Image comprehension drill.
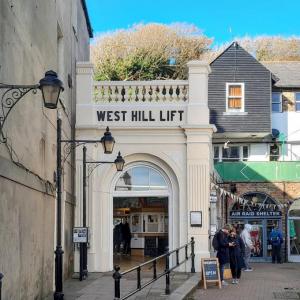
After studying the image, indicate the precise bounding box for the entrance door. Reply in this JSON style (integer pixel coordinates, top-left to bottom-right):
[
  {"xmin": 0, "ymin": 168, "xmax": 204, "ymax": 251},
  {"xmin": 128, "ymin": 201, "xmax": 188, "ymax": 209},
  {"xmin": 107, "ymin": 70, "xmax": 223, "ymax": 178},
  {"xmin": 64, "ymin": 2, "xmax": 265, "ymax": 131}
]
[
  {"xmin": 288, "ymin": 218, "xmax": 300, "ymax": 262},
  {"xmin": 113, "ymin": 196, "xmax": 168, "ymax": 270},
  {"xmin": 248, "ymin": 220, "xmax": 264, "ymax": 259},
  {"xmin": 231, "ymin": 219, "xmax": 282, "ymax": 261}
]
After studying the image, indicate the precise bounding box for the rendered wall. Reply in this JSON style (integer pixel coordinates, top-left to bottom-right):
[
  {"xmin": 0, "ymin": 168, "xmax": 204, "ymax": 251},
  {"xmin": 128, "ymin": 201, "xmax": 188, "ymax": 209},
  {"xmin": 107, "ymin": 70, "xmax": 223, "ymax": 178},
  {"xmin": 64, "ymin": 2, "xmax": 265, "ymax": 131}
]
[{"xmin": 0, "ymin": 1, "xmax": 90, "ymax": 299}]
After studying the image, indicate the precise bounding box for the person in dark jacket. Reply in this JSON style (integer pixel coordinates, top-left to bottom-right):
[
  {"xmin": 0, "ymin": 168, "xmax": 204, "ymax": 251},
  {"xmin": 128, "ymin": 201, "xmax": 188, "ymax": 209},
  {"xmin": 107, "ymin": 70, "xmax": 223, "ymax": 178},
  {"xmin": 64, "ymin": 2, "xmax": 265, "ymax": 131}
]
[
  {"xmin": 216, "ymin": 224, "xmax": 234, "ymax": 286},
  {"xmin": 228, "ymin": 228, "xmax": 245, "ymax": 284},
  {"xmin": 122, "ymin": 220, "xmax": 131, "ymax": 255},
  {"xmin": 113, "ymin": 222, "xmax": 123, "ymax": 254}
]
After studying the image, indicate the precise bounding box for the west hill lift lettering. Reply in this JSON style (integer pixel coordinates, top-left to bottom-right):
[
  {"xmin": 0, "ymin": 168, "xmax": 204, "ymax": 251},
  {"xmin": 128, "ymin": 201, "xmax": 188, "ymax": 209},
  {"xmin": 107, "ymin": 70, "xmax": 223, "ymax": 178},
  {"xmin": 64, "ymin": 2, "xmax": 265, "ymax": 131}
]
[{"xmin": 97, "ymin": 110, "xmax": 184, "ymax": 122}]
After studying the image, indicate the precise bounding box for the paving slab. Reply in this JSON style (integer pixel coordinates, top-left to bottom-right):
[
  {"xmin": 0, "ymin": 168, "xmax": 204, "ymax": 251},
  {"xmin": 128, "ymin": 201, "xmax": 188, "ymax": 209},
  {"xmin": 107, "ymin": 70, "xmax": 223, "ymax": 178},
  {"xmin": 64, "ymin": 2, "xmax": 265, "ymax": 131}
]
[
  {"xmin": 63, "ymin": 271, "xmax": 195, "ymax": 300},
  {"xmin": 188, "ymin": 263, "xmax": 300, "ymax": 300}
]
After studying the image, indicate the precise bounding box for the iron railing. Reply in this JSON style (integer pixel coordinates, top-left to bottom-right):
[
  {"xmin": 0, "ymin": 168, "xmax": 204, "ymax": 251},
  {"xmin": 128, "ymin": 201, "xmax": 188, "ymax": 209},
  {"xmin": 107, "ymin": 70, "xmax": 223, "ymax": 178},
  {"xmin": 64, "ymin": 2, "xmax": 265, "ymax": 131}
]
[{"xmin": 113, "ymin": 237, "xmax": 195, "ymax": 300}]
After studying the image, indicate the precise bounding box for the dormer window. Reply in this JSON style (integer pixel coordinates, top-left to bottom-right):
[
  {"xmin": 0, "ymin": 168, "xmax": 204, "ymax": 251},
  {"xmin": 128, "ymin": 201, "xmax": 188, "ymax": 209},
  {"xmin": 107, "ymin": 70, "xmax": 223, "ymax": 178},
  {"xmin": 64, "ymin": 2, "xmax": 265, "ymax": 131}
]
[{"xmin": 226, "ymin": 83, "xmax": 244, "ymax": 112}]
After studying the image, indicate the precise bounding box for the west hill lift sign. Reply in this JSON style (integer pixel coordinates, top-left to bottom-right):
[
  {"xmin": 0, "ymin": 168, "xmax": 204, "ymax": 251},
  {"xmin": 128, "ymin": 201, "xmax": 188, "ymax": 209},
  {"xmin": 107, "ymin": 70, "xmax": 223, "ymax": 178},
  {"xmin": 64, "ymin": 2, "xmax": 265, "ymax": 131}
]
[{"xmin": 96, "ymin": 109, "xmax": 185, "ymax": 124}]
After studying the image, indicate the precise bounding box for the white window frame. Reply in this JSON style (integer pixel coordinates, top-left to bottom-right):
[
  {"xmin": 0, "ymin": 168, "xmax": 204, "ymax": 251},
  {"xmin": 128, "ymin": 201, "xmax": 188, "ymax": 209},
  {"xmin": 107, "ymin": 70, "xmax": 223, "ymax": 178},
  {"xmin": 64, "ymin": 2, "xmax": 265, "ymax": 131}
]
[
  {"xmin": 295, "ymin": 92, "xmax": 300, "ymax": 112},
  {"xmin": 214, "ymin": 144, "xmax": 249, "ymax": 162},
  {"xmin": 226, "ymin": 83, "xmax": 245, "ymax": 113},
  {"xmin": 272, "ymin": 92, "xmax": 282, "ymax": 113}
]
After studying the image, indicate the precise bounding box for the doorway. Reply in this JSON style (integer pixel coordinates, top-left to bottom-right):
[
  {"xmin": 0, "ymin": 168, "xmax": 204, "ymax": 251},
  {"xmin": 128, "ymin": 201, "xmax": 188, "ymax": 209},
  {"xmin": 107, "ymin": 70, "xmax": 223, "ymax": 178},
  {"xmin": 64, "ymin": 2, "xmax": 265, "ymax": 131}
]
[
  {"xmin": 230, "ymin": 192, "xmax": 282, "ymax": 262},
  {"xmin": 112, "ymin": 165, "xmax": 170, "ymax": 271},
  {"xmin": 288, "ymin": 199, "xmax": 300, "ymax": 262},
  {"xmin": 231, "ymin": 219, "xmax": 282, "ymax": 261}
]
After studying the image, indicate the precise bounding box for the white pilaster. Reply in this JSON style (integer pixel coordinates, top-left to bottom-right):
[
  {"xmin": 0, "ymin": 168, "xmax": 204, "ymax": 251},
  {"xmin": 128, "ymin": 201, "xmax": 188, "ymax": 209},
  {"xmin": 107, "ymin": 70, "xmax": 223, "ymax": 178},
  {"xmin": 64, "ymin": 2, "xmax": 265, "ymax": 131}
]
[
  {"xmin": 185, "ymin": 61, "xmax": 216, "ymax": 271},
  {"xmin": 187, "ymin": 60, "xmax": 211, "ymax": 125}
]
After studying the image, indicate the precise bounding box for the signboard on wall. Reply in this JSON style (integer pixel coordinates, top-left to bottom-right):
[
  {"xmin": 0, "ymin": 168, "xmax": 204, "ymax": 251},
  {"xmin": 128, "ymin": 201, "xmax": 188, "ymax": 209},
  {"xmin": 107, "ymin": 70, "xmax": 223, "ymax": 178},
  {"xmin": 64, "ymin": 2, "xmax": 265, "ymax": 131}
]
[
  {"xmin": 73, "ymin": 227, "xmax": 89, "ymax": 243},
  {"xmin": 230, "ymin": 211, "xmax": 282, "ymax": 217}
]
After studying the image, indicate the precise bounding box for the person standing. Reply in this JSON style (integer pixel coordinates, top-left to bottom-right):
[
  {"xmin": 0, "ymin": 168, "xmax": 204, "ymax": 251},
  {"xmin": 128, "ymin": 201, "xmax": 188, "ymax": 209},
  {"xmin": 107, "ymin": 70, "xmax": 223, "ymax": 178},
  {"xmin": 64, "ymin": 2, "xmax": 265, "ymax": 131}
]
[
  {"xmin": 240, "ymin": 224, "xmax": 253, "ymax": 271},
  {"xmin": 269, "ymin": 226, "xmax": 283, "ymax": 263},
  {"xmin": 228, "ymin": 228, "xmax": 245, "ymax": 284},
  {"xmin": 114, "ymin": 221, "xmax": 123, "ymax": 255},
  {"xmin": 216, "ymin": 224, "xmax": 234, "ymax": 286},
  {"xmin": 122, "ymin": 219, "xmax": 132, "ymax": 255}
]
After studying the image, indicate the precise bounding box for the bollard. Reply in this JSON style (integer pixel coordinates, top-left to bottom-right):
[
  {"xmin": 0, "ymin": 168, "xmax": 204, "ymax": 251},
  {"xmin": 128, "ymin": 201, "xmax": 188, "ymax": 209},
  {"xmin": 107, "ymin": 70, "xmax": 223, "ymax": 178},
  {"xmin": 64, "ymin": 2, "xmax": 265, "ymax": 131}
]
[
  {"xmin": 137, "ymin": 266, "xmax": 141, "ymax": 290},
  {"xmin": 113, "ymin": 265, "xmax": 121, "ymax": 300},
  {"xmin": 191, "ymin": 237, "xmax": 195, "ymax": 273},
  {"xmin": 0, "ymin": 273, "xmax": 3, "ymax": 300},
  {"xmin": 165, "ymin": 247, "xmax": 170, "ymax": 295},
  {"xmin": 153, "ymin": 260, "xmax": 157, "ymax": 280}
]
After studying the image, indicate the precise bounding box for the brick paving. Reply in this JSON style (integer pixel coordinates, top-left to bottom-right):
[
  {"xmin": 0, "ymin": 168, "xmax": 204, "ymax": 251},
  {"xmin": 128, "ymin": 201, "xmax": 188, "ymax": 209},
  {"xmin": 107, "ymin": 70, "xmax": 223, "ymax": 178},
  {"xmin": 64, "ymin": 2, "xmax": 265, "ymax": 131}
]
[{"xmin": 189, "ymin": 263, "xmax": 300, "ymax": 300}]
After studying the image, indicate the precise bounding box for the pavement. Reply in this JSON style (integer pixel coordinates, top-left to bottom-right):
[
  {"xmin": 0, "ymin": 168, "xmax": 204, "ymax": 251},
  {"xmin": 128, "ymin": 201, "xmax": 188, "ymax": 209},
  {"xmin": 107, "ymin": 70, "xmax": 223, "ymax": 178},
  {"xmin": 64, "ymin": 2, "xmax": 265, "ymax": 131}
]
[
  {"xmin": 189, "ymin": 263, "xmax": 300, "ymax": 300},
  {"xmin": 63, "ymin": 270, "xmax": 196, "ymax": 300},
  {"xmin": 61, "ymin": 262, "xmax": 300, "ymax": 300}
]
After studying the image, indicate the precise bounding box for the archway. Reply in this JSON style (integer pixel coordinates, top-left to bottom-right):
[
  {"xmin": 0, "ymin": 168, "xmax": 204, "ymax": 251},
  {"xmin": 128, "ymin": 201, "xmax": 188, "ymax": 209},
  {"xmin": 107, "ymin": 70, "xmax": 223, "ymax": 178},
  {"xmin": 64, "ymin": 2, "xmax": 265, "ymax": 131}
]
[
  {"xmin": 230, "ymin": 192, "xmax": 282, "ymax": 261},
  {"xmin": 112, "ymin": 163, "xmax": 171, "ymax": 270}
]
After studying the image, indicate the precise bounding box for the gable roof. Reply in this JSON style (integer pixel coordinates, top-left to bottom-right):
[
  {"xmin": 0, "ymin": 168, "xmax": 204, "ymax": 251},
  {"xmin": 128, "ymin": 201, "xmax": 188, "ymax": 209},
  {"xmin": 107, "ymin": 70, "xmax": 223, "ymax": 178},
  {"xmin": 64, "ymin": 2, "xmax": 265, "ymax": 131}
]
[
  {"xmin": 262, "ymin": 62, "xmax": 300, "ymax": 88},
  {"xmin": 209, "ymin": 42, "xmax": 278, "ymax": 83}
]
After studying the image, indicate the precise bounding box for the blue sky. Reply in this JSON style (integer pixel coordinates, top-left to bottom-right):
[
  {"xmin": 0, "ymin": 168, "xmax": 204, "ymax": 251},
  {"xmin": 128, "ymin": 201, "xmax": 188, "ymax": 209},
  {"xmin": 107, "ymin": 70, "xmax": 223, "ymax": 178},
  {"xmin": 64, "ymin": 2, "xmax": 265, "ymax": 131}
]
[{"xmin": 86, "ymin": 0, "xmax": 300, "ymax": 44}]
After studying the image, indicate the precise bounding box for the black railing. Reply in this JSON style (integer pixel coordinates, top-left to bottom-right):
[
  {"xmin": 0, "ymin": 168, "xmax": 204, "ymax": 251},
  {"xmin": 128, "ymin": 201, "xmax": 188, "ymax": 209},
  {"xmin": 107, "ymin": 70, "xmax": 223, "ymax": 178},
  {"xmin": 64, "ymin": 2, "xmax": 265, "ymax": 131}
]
[
  {"xmin": 0, "ymin": 273, "xmax": 3, "ymax": 300},
  {"xmin": 113, "ymin": 237, "xmax": 195, "ymax": 300}
]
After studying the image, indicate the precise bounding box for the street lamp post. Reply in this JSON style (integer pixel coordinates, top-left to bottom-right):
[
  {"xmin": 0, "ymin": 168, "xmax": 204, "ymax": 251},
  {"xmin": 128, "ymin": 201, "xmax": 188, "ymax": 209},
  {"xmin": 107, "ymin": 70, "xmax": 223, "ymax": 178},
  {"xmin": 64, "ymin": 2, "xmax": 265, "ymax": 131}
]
[
  {"xmin": 0, "ymin": 71, "xmax": 65, "ymax": 299},
  {"xmin": 79, "ymin": 146, "xmax": 125, "ymax": 281},
  {"xmin": 0, "ymin": 70, "xmax": 63, "ymax": 142}
]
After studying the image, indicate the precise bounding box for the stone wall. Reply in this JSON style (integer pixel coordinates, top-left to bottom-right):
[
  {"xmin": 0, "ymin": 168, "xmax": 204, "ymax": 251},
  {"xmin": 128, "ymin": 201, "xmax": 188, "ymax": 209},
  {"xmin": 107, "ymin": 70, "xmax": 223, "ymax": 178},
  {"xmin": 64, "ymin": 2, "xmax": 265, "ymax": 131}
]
[{"xmin": 0, "ymin": 0, "xmax": 90, "ymax": 299}]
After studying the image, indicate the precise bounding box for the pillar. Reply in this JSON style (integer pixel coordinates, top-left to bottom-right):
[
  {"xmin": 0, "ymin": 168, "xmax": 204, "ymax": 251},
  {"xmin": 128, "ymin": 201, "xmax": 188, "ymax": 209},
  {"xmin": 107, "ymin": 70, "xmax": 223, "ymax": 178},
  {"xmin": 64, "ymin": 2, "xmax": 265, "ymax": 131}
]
[{"xmin": 185, "ymin": 61, "xmax": 216, "ymax": 271}]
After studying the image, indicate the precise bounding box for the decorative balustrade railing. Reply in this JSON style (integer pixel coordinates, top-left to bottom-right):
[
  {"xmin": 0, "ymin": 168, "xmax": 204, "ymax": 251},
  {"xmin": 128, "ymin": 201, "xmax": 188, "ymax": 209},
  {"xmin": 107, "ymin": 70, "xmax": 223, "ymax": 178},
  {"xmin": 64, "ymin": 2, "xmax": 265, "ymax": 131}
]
[{"xmin": 93, "ymin": 80, "xmax": 189, "ymax": 103}]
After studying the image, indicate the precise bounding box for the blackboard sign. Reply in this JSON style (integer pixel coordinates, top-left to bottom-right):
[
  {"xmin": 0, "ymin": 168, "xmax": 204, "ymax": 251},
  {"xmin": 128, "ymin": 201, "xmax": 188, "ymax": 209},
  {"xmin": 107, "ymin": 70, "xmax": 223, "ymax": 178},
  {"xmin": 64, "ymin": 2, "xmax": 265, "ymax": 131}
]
[{"xmin": 201, "ymin": 258, "xmax": 221, "ymax": 289}]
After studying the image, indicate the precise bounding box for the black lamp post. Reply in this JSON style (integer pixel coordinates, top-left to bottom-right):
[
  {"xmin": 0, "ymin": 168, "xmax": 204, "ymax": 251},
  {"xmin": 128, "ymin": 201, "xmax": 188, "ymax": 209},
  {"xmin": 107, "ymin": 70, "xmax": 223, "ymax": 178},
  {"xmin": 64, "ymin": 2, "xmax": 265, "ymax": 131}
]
[
  {"xmin": 79, "ymin": 146, "xmax": 125, "ymax": 281},
  {"xmin": 55, "ymin": 125, "xmax": 118, "ymax": 297},
  {"xmin": 0, "ymin": 71, "xmax": 65, "ymax": 299}
]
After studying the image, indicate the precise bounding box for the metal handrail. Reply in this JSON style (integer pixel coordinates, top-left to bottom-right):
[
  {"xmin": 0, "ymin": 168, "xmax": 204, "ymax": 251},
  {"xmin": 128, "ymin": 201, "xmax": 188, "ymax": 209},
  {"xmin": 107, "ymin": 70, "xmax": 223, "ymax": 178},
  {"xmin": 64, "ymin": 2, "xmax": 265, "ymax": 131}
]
[{"xmin": 112, "ymin": 237, "xmax": 195, "ymax": 300}]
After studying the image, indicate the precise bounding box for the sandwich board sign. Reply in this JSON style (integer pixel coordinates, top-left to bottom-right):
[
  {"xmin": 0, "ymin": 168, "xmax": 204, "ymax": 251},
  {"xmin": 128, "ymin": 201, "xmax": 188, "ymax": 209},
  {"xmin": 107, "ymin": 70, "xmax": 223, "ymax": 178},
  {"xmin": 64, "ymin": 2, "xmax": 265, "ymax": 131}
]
[{"xmin": 201, "ymin": 258, "xmax": 221, "ymax": 289}]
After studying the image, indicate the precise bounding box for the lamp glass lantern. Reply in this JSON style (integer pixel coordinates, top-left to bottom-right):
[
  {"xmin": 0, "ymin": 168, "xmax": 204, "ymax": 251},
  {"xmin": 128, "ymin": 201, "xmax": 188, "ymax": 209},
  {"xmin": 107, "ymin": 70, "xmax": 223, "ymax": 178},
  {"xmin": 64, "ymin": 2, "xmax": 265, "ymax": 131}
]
[
  {"xmin": 39, "ymin": 70, "xmax": 64, "ymax": 109},
  {"xmin": 115, "ymin": 151, "xmax": 125, "ymax": 171},
  {"xmin": 101, "ymin": 127, "xmax": 115, "ymax": 154}
]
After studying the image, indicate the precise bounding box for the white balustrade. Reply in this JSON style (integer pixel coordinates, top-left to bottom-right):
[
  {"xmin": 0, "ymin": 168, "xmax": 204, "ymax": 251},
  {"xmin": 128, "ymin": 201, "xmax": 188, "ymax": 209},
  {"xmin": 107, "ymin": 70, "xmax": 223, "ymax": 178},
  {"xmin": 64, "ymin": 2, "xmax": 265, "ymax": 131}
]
[{"xmin": 93, "ymin": 80, "xmax": 189, "ymax": 103}]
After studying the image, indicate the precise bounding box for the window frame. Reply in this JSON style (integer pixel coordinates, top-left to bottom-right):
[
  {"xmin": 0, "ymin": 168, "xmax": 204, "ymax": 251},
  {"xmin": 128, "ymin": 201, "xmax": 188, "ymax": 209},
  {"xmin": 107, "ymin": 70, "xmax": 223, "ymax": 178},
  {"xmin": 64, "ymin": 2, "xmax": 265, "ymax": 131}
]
[
  {"xmin": 272, "ymin": 92, "xmax": 282, "ymax": 113},
  {"xmin": 295, "ymin": 92, "xmax": 300, "ymax": 112},
  {"xmin": 226, "ymin": 83, "xmax": 245, "ymax": 113},
  {"xmin": 214, "ymin": 144, "xmax": 249, "ymax": 162}
]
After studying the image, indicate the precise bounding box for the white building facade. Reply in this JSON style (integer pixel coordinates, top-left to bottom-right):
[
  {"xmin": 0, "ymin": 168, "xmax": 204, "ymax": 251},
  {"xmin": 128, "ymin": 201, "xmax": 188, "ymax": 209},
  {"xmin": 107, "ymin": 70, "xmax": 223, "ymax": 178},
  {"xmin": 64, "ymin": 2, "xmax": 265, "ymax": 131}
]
[{"xmin": 74, "ymin": 61, "xmax": 216, "ymax": 272}]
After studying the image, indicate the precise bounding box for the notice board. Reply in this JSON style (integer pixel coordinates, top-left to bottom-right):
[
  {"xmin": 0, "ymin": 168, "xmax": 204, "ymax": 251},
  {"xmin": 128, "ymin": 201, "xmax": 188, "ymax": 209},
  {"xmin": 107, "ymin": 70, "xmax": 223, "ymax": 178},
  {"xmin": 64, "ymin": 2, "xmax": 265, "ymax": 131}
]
[{"xmin": 201, "ymin": 258, "xmax": 221, "ymax": 289}]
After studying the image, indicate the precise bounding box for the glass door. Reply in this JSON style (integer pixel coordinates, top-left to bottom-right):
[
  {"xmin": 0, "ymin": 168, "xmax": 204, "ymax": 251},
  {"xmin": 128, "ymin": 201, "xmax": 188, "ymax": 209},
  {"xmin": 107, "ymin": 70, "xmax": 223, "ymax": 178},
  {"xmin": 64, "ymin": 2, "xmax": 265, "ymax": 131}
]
[
  {"xmin": 248, "ymin": 220, "xmax": 264, "ymax": 259},
  {"xmin": 289, "ymin": 218, "xmax": 300, "ymax": 262}
]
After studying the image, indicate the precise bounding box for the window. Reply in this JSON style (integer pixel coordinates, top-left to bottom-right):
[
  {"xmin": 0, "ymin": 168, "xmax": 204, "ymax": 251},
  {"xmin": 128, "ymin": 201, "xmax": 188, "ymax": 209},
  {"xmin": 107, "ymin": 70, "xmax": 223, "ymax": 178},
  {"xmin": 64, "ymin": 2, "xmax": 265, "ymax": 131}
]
[
  {"xmin": 214, "ymin": 146, "xmax": 220, "ymax": 162},
  {"xmin": 222, "ymin": 146, "xmax": 240, "ymax": 161},
  {"xmin": 242, "ymin": 146, "xmax": 249, "ymax": 161},
  {"xmin": 115, "ymin": 166, "xmax": 168, "ymax": 191},
  {"xmin": 226, "ymin": 83, "xmax": 244, "ymax": 112},
  {"xmin": 214, "ymin": 145, "xmax": 249, "ymax": 162},
  {"xmin": 270, "ymin": 144, "xmax": 280, "ymax": 161},
  {"xmin": 272, "ymin": 92, "xmax": 282, "ymax": 112},
  {"xmin": 296, "ymin": 92, "xmax": 300, "ymax": 112}
]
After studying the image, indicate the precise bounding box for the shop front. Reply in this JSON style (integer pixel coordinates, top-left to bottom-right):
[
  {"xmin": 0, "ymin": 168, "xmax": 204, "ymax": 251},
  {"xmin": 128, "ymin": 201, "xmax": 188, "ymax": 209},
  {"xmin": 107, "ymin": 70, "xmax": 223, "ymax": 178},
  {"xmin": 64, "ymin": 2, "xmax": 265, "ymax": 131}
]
[
  {"xmin": 74, "ymin": 61, "xmax": 216, "ymax": 272},
  {"xmin": 230, "ymin": 192, "xmax": 282, "ymax": 262}
]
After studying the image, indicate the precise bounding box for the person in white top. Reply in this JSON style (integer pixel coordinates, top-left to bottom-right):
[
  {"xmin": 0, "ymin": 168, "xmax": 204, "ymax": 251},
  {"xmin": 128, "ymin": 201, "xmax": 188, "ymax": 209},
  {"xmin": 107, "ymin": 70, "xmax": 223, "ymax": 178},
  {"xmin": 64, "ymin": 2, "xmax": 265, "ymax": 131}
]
[{"xmin": 240, "ymin": 224, "xmax": 254, "ymax": 271}]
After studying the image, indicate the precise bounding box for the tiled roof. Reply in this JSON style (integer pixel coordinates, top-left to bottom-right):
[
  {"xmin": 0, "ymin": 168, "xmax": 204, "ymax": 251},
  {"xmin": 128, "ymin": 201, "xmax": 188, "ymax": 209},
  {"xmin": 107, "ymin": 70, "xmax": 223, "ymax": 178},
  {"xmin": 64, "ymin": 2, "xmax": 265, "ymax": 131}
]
[{"xmin": 262, "ymin": 61, "xmax": 300, "ymax": 88}]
